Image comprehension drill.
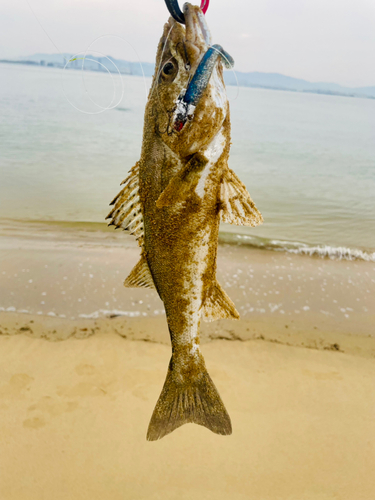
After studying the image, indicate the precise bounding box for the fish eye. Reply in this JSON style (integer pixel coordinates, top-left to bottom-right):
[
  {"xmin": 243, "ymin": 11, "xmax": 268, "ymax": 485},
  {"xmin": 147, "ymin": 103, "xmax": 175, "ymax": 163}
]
[{"xmin": 162, "ymin": 62, "xmax": 175, "ymax": 76}]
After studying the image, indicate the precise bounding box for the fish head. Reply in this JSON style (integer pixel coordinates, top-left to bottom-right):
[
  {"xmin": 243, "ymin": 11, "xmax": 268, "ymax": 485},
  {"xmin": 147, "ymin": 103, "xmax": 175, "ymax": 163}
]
[{"xmin": 149, "ymin": 3, "xmax": 231, "ymax": 158}]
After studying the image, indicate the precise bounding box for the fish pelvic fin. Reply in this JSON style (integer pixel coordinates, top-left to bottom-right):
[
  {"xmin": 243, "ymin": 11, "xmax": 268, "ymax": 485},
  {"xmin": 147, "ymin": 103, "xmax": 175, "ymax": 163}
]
[
  {"xmin": 147, "ymin": 354, "xmax": 232, "ymax": 441},
  {"xmin": 203, "ymin": 280, "xmax": 240, "ymax": 322},
  {"xmin": 124, "ymin": 254, "xmax": 155, "ymax": 289},
  {"xmin": 220, "ymin": 168, "xmax": 263, "ymax": 227}
]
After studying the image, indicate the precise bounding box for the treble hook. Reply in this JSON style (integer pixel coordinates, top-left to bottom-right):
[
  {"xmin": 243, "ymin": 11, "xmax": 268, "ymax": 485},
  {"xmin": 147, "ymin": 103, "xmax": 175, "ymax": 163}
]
[{"xmin": 164, "ymin": 0, "xmax": 210, "ymax": 24}]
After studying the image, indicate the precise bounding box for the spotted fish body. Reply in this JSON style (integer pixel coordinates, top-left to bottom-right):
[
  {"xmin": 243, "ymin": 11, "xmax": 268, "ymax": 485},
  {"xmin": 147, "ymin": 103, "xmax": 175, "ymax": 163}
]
[{"xmin": 107, "ymin": 4, "xmax": 262, "ymax": 440}]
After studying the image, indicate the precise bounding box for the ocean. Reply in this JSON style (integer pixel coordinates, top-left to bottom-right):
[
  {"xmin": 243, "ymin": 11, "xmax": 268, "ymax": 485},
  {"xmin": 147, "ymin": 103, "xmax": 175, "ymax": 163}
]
[{"xmin": 1, "ymin": 62, "xmax": 374, "ymax": 260}]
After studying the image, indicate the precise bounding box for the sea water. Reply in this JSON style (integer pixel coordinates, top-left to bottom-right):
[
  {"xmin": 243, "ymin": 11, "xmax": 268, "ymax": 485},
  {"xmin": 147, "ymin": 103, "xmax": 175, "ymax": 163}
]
[{"xmin": 1, "ymin": 63, "xmax": 374, "ymax": 259}]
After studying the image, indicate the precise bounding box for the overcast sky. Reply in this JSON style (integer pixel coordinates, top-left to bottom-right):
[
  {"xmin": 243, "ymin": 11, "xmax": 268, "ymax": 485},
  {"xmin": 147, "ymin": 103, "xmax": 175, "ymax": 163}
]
[{"xmin": 0, "ymin": 0, "xmax": 374, "ymax": 87}]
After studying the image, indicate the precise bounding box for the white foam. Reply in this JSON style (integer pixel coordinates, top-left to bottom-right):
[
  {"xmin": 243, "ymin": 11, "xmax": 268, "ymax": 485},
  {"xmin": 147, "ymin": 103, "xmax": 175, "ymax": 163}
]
[
  {"xmin": 286, "ymin": 244, "xmax": 375, "ymax": 262},
  {"xmin": 0, "ymin": 307, "xmax": 164, "ymax": 320},
  {"xmin": 230, "ymin": 233, "xmax": 375, "ymax": 262}
]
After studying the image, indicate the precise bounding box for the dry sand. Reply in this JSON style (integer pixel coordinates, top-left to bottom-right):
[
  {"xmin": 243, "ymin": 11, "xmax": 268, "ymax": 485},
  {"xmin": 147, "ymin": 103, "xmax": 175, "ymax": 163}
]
[{"xmin": 1, "ymin": 314, "xmax": 375, "ymax": 500}]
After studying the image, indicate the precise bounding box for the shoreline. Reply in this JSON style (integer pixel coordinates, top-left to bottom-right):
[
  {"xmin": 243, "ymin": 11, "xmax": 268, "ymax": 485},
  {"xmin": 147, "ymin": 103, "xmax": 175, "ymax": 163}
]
[
  {"xmin": 1, "ymin": 219, "xmax": 374, "ymax": 337},
  {"xmin": 2, "ymin": 218, "xmax": 374, "ymax": 261}
]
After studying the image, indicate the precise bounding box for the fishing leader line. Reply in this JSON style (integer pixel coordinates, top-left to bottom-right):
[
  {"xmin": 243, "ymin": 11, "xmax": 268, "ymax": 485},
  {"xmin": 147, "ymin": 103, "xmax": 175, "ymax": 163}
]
[{"xmin": 25, "ymin": 0, "xmax": 239, "ymax": 114}]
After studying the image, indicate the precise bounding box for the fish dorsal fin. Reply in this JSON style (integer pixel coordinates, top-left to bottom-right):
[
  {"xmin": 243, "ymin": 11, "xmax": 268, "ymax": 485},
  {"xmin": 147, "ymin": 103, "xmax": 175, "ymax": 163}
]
[
  {"xmin": 124, "ymin": 254, "xmax": 156, "ymax": 289},
  {"xmin": 220, "ymin": 168, "xmax": 263, "ymax": 227},
  {"xmin": 202, "ymin": 281, "xmax": 240, "ymax": 322},
  {"xmin": 106, "ymin": 162, "xmax": 144, "ymax": 247}
]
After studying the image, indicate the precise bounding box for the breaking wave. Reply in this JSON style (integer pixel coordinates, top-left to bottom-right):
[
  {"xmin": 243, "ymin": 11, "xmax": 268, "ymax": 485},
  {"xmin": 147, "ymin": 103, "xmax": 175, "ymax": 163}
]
[{"xmin": 218, "ymin": 232, "xmax": 375, "ymax": 262}]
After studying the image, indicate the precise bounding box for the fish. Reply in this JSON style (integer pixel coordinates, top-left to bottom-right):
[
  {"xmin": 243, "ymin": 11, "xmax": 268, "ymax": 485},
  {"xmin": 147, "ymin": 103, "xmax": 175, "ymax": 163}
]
[{"xmin": 107, "ymin": 2, "xmax": 263, "ymax": 441}]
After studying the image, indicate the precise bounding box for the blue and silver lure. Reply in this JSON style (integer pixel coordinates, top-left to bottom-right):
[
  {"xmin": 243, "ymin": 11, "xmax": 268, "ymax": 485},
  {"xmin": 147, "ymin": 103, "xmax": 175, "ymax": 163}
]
[
  {"xmin": 164, "ymin": 0, "xmax": 234, "ymax": 132},
  {"xmin": 173, "ymin": 44, "xmax": 234, "ymax": 131}
]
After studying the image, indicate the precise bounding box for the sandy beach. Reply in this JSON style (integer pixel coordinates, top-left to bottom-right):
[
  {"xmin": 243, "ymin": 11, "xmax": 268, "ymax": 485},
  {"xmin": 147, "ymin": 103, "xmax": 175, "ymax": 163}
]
[
  {"xmin": 1, "ymin": 323, "xmax": 375, "ymax": 500},
  {"xmin": 1, "ymin": 221, "xmax": 375, "ymax": 499}
]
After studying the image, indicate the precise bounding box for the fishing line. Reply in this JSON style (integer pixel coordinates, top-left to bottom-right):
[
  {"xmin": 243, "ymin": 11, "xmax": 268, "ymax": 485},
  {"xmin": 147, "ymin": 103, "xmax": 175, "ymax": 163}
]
[
  {"xmin": 150, "ymin": 24, "xmax": 175, "ymax": 101},
  {"xmin": 86, "ymin": 35, "xmax": 148, "ymax": 100},
  {"xmin": 155, "ymin": 54, "xmax": 178, "ymax": 119},
  {"xmin": 63, "ymin": 50, "xmax": 123, "ymax": 115},
  {"xmin": 26, "ymin": 0, "xmax": 239, "ymax": 115},
  {"xmin": 65, "ymin": 34, "xmax": 148, "ymax": 115},
  {"xmin": 62, "ymin": 53, "xmax": 119, "ymax": 114},
  {"xmin": 25, "ymin": 0, "xmax": 67, "ymax": 62},
  {"xmin": 63, "ymin": 48, "xmax": 123, "ymax": 115},
  {"xmin": 208, "ymin": 45, "xmax": 240, "ymax": 101},
  {"xmin": 27, "ymin": 0, "xmax": 118, "ymax": 112},
  {"xmin": 25, "ymin": 0, "xmax": 149, "ymax": 114},
  {"xmin": 151, "ymin": 23, "xmax": 187, "ymax": 124}
]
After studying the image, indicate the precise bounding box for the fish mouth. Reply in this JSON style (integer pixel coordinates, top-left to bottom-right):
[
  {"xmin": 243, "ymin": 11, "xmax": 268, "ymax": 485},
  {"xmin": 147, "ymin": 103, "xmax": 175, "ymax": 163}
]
[
  {"xmin": 165, "ymin": 0, "xmax": 234, "ymax": 132},
  {"xmin": 184, "ymin": 2, "xmax": 212, "ymax": 49},
  {"xmin": 171, "ymin": 3, "xmax": 234, "ymax": 132}
]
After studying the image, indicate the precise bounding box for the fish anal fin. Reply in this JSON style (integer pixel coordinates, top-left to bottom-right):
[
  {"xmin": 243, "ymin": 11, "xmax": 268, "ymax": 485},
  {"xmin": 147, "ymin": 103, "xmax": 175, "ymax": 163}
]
[
  {"xmin": 156, "ymin": 153, "xmax": 208, "ymax": 208},
  {"xmin": 203, "ymin": 280, "xmax": 240, "ymax": 322},
  {"xmin": 124, "ymin": 254, "xmax": 155, "ymax": 289},
  {"xmin": 147, "ymin": 355, "xmax": 232, "ymax": 441},
  {"xmin": 220, "ymin": 168, "xmax": 263, "ymax": 227}
]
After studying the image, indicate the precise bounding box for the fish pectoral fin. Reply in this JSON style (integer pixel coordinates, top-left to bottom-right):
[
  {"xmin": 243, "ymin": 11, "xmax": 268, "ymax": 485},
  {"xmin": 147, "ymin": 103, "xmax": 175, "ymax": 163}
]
[
  {"xmin": 106, "ymin": 161, "xmax": 144, "ymax": 247},
  {"xmin": 156, "ymin": 153, "xmax": 208, "ymax": 208},
  {"xmin": 203, "ymin": 280, "xmax": 240, "ymax": 322},
  {"xmin": 124, "ymin": 254, "xmax": 156, "ymax": 289},
  {"xmin": 220, "ymin": 168, "xmax": 263, "ymax": 227}
]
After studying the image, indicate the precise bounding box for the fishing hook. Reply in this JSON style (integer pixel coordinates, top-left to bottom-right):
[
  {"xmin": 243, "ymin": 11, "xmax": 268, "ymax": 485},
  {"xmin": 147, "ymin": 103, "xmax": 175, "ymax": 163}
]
[
  {"xmin": 154, "ymin": 104, "xmax": 176, "ymax": 137},
  {"xmin": 164, "ymin": 0, "xmax": 209, "ymax": 24}
]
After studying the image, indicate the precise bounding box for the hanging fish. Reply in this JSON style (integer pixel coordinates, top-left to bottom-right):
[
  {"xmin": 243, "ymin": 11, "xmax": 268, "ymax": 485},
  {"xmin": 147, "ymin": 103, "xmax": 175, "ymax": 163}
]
[{"xmin": 107, "ymin": 1, "xmax": 263, "ymax": 441}]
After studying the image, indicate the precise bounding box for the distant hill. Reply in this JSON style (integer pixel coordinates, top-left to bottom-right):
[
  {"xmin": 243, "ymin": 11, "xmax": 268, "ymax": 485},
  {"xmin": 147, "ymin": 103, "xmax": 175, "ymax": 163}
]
[
  {"xmin": 10, "ymin": 52, "xmax": 156, "ymax": 77},
  {"xmin": 2, "ymin": 53, "xmax": 374, "ymax": 99},
  {"xmin": 224, "ymin": 71, "xmax": 375, "ymax": 99}
]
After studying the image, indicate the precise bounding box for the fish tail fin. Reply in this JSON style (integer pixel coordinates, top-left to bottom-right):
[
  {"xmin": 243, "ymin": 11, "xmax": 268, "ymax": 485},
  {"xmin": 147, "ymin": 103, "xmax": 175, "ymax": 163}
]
[{"xmin": 147, "ymin": 355, "xmax": 232, "ymax": 441}]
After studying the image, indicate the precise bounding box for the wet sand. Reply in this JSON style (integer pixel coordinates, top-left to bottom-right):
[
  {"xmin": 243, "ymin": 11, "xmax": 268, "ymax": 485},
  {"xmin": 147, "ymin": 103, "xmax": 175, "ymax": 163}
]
[
  {"xmin": 1, "ymin": 220, "xmax": 375, "ymax": 499},
  {"xmin": 1, "ymin": 220, "xmax": 374, "ymax": 335}
]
